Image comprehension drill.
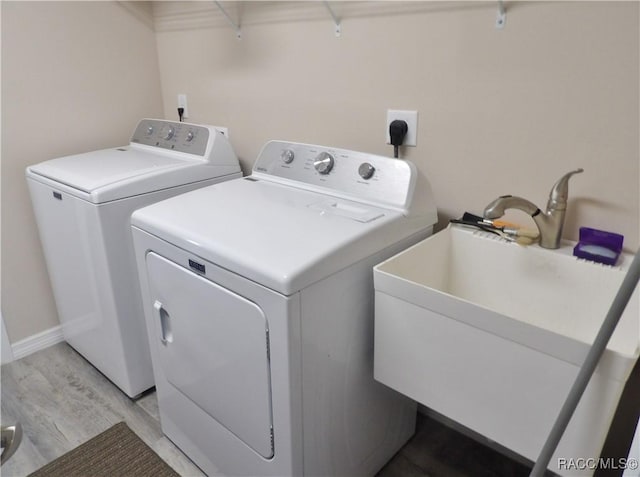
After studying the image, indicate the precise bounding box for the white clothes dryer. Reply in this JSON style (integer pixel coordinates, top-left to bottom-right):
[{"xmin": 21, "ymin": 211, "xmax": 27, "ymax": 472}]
[
  {"xmin": 26, "ymin": 119, "xmax": 241, "ymax": 398},
  {"xmin": 131, "ymin": 141, "xmax": 438, "ymax": 475}
]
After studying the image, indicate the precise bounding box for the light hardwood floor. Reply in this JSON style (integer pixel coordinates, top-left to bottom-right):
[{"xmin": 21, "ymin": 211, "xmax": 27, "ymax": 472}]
[
  {"xmin": 1, "ymin": 343, "xmax": 205, "ymax": 477},
  {"xmin": 1, "ymin": 342, "xmax": 531, "ymax": 477}
]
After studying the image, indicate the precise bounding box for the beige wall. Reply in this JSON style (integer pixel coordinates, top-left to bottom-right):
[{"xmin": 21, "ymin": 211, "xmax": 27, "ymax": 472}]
[
  {"xmin": 1, "ymin": 1, "xmax": 163, "ymax": 342},
  {"xmin": 154, "ymin": 0, "xmax": 639, "ymax": 246}
]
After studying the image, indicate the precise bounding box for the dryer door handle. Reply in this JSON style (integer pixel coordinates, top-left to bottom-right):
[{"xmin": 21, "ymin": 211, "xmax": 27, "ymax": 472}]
[{"xmin": 154, "ymin": 300, "xmax": 172, "ymax": 345}]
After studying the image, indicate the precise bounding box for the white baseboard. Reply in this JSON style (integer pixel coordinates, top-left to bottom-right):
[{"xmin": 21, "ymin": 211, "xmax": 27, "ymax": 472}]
[{"xmin": 11, "ymin": 325, "xmax": 65, "ymax": 361}]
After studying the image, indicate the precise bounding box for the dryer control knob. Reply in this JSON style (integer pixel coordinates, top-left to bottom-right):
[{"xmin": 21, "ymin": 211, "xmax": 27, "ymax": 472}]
[
  {"xmin": 281, "ymin": 149, "xmax": 295, "ymax": 164},
  {"xmin": 163, "ymin": 127, "xmax": 175, "ymax": 140},
  {"xmin": 186, "ymin": 131, "xmax": 195, "ymax": 142},
  {"xmin": 314, "ymin": 152, "xmax": 335, "ymax": 175},
  {"xmin": 358, "ymin": 162, "xmax": 375, "ymax": 180},
  {"xmin": 146, "ymin": 126, "xmax": 154, "ymax": 135}
]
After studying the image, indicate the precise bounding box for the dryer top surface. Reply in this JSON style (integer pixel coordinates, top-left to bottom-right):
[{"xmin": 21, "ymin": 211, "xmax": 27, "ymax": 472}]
[
  {"xmin": 132, "ymin": 177, "xmax": 429, "ymax": 295},
  {"xmin": 132, "ymin": 140, "xmax": 437, "ymax": 294}
]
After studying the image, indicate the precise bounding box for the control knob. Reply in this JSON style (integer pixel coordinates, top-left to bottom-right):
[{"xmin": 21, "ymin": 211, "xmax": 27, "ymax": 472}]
[
  {"xmin": 186, "ymin": 131, "xmax": 194, "ymax": 142},
  {"xmin": 281, "ymin": 149, "xmax": 295, "ymax": 164},
  {"xmin": 314, "ymin": 152, "xmax": 335, "ymax": 175},
  {"xmin": 163, "ymin": 127, "xmax": 175, "ymax": 140},
  {"xmin": 358, "ymin": 162, "xmax": 375, "ymax": 180}
]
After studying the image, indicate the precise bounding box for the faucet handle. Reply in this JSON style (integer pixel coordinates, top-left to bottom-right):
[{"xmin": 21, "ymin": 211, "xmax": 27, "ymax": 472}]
[{"xmin": 548, "ymin": 168, "xmax": 583, "ymax": 210}]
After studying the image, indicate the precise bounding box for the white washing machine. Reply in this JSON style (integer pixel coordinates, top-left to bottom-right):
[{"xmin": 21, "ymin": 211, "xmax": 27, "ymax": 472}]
[
  {"xmin": 26, "ymin": 119, "xmax": 241, "ymax": 398},
  {"xmin": 131, "ymin": 141, "xmax": 438, "ymax": 476}
]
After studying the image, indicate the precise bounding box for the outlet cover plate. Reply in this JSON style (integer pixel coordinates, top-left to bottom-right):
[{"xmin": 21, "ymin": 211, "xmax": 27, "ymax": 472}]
[
  {"xmin": 177, "ymin": 94, "xmax": 189, "ymax": 119},
  {"xmin": 386, "ymin": 110, "xmax": 418, "ymax": 147}
]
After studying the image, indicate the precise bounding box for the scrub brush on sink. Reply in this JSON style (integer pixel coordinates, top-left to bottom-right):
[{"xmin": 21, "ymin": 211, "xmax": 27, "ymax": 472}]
[
  {"xmin": 451, "ymin": 215, "xmax": 539, "ymax": 245},
  {"xmin": 462, "ymin": 212, "xmax": 539, "ymax": 240}
]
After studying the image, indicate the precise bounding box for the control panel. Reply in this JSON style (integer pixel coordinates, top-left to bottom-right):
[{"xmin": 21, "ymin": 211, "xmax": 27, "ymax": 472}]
[
  {"xmin": 130, "ymin": 119, "xmax": 210, "ymax": 157},
  {"xmin": 252, "ymin": 141, "xmax": 416, "ymax": 211}
]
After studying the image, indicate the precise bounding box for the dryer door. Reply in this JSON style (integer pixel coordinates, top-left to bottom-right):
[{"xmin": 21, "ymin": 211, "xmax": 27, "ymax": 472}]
[{"xmin": 146, "ymin": 252, "xmax": 273, "ymax": 458}]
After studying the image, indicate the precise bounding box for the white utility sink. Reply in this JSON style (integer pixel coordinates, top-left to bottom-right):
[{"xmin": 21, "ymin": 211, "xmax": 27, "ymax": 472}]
[{"xmin": 374, "ymin": 224, "xmax": 639, "ymax": 476}]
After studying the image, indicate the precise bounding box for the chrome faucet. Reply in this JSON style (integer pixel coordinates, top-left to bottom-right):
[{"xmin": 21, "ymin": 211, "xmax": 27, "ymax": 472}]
[{"xmin": 483, "ymin": 169, "xmax": 584, "ymax": 249}]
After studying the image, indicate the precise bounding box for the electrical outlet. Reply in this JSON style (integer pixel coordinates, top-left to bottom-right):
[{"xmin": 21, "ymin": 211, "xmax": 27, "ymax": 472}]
[
  {"xmin": 177, "ymin": 94, "xmax": 189, "ymax": 119},
  {"xmin": 212, "ymin": 126, "xmax": 229, "ymax": 138},
  {"xmin": 386, "ymin": 110, "xmax": 418, "ymax": 147}
]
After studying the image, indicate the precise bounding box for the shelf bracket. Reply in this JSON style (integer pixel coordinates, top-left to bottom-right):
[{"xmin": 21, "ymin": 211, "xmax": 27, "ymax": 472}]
[
  {"xmin": 214, "ymin": 1, "xmax": 242, "ymax": 39},
  {"xmin": 323, "ymin": 1, "xmax": 341, "ymax": 37},
  {"xmin": 495, "ymin": 0, "xmax": 506, "ymax": 29}
]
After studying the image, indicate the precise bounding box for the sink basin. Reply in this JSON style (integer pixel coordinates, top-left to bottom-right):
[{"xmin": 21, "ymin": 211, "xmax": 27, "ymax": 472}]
[{"xmin": 373, "ymin": 224, "xmax": 639, "ymax": 475}]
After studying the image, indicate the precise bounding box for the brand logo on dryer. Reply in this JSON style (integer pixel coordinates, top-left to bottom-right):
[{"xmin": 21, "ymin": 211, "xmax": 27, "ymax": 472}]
[{"xmin": 188, "ymin": 259, "xmax": 206, "ymax": 274}]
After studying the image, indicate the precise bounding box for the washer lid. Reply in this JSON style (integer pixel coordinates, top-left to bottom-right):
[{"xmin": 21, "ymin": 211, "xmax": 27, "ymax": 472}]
[
  {"xmin": 25, "ymin": 147, "xmax": 235, "ymax": 203},
  {"xmin": 28, "ymin": 147, "xmax": 189, "ymax": 192}
]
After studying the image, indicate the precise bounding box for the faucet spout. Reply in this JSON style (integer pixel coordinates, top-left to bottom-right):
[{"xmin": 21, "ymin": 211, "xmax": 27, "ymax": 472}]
[
  {"xmin": 482, "ymin": 169, "xmax": 583, "ymax": 249},
  {"xmin": 547, "ymin": 168, "xmax": 584, "ymax": 211}
]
